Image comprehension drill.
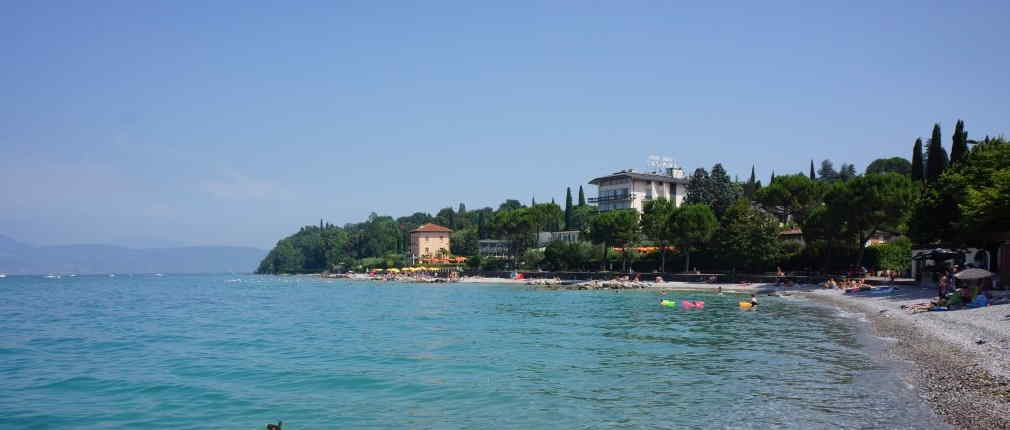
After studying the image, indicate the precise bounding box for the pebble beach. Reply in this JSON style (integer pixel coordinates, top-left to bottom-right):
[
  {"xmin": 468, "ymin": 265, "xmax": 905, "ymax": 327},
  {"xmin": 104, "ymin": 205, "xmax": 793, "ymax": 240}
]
[{"xmin": 801, "ymin": 287, "xmax": 1010, "ymax": 430}]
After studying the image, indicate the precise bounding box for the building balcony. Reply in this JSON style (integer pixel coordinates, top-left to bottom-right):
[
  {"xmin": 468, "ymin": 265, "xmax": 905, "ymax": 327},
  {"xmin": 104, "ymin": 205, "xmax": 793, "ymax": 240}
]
[{"xmin": 588, "ymin": 193, "xmax": 632, "ymax": 203}]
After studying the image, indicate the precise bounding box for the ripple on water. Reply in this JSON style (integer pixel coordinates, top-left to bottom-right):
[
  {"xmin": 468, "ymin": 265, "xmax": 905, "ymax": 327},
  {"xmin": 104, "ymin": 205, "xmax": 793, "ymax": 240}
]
[{"xmin": 0, "ymin": 275, "xmax": 947, "ymax": 429}]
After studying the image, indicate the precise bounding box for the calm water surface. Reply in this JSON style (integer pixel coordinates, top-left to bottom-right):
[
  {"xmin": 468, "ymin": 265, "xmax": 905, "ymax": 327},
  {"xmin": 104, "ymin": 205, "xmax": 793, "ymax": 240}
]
[{"xmin": 0, "ymin": 275, "xmax": 945, "ymax": 429}]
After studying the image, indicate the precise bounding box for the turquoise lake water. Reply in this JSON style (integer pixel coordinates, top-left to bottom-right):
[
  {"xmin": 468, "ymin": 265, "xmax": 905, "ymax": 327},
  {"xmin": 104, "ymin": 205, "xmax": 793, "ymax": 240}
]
[{"xmin": 0, "ymin": 274, "xmax": 945, "ymax": 429}]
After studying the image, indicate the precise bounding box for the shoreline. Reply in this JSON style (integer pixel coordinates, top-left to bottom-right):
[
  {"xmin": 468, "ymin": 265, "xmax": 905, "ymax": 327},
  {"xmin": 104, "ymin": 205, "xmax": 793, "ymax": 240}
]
[{"xmin": 799, "ymin": 288, "xmax": 1010, "ymax": 430}]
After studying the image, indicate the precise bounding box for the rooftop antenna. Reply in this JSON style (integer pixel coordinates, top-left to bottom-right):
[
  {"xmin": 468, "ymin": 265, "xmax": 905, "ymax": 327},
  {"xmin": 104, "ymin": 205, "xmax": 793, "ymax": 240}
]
[{"xmin": 647, "ymin": 155, "xmax": 661, "ymax": 173}]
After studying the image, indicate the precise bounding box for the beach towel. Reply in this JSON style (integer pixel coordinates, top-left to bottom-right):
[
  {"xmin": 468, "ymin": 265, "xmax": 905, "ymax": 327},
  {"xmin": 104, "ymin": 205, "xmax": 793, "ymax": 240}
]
[{"xmin": 966, "ymin": 294, "xmax": 988, "ymax": 308}]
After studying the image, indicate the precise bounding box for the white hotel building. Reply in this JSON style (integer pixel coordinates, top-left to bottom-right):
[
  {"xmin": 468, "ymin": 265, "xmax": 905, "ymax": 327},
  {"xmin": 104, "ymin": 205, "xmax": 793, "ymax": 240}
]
[{"xmin": 588, "ymin": 167, "xmax": 689, "ymax": 213}]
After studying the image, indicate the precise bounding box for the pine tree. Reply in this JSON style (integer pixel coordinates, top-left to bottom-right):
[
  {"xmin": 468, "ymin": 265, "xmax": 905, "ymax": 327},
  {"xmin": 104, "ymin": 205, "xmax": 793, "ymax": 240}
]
[
  {"xmin": 950, "ymin": 119, "xmax": 968, "ymax": 165},
  {"xmin": 578, "ymin": 186, "xmax": 586, "ymax": 206},
  {"xmin": 809, "ymin": 160, "xmax": 816, "ymax": 180},
  {"xmin": 564, "ymin": 187, "xmax": 573, "ymax": 230},
  {"xmin": 818, "ymin": 160, "xmax": 839, "ymax": 182},
  {"xmin": 685, "ymin": 168, "xmax": 710, "ymax": 205},
  {"xmin": 926, "ymin": 123, "xmax": 947, "ymax": 183},
  {"xmin": 911, "ymin": 138, "xmax": 924, "ymax": 182}
]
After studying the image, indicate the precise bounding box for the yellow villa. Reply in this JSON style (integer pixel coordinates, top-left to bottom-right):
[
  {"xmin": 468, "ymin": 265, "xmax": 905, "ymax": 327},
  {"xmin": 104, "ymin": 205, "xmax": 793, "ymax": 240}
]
[{"xmin": 409, "ymin": 223, "xmax": 452, "ymax": 264}]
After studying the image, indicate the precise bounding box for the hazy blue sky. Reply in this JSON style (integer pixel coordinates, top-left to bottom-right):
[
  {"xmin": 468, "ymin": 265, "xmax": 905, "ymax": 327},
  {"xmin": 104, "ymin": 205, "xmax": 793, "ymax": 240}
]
[{"xmin": 3, "ymin": 1, "xmax": 1008, "ymax": 249}]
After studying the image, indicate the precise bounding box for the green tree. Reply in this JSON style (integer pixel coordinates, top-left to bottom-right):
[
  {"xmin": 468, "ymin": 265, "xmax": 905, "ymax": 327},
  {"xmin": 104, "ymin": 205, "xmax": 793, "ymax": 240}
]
[
  {"xmin": 450, "ymin": 227, "xmax": 479, "ymax": 256},
  {"xmin": 564, "ymin": 187, "xmax": 574, "ymax": 230},
  {"xmin": 568, "ymin": 204, "xmax": 597, "ymax": 233},
  {"xmin": 686, "ymin": 164, "xmax": 741, "ymax": 218},
  {"xmin": 742, "ymin": 165, "xmax": 759, "ymax": 199},
  {"xmin": 940, "ymin": 137, "xmax": 1010, "ymax": 237},
  {"xmin": 529, "ymin": 203, "xmax": 563, "ymax": 238},
  {"xmin": 830, "ymin": 173, "xmax": 918, "ymax": 267},
  {"xmin": 809, "ymin": 160, "xmax": 816, "ymax": 180},
  {"xmin": 685, "ymin": 167, "xmax": 710, "ymax": 205},
  {"xmin": 911, "ymin": 138, "xmax": 924, "ymax": 182},
  {"xmin": 495, "ymin": 208, "xmax": 534, "ymax": 267},
  {"xmin": 926, "ymin": 123, "xmax": 947, "ymax": 183},
  {"xmin": 498, "ymin": 199, "xmax": 525, "ymax": 212},
  {"xmin": 755, "ymin": 174, "xmax": 827, "ymax": 228},
  {"xmin": 949, "ymin": 119, "xmax": 968, "ymax": 166},
  {"xmin": 588, "ymin": 209, "xmax": 640, "ymax": 272},
  {"xmin": 818, "ymin": 160, "xmax": 839, "ymax": 182},
  {"xmin": 578, "ymin": 186, "xmax": 586, "ymax": 206},
  {"xmin": 865, "ymin": 157, "xmax": 912, "ymax": 176},
  {"xmin": 839, "ymin": 163, "xmax": 857, "ymax": 181},
  {"xmin": 669, "ymin": 203, "xmax": 718, "ymax": 273},
  {"xmin": 714, "ymin": 200, "xmax": 783, "ymax": 272},
  {"xmin": 434, "ymin": 207, "xmax": 456, "ymax": 230},
  {"xmin": 640, "ymin": 198, "xmax": 676, "ymax": 272},
  {"xmin": 865, "ymin": 237, "xmax": 912, "ymax": 273}
]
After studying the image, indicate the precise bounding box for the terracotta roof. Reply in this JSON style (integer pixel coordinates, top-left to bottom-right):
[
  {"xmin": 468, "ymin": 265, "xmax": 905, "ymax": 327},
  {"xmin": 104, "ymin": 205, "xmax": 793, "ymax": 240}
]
[{"xmin": 411, "ymin": 223, "xmax": 453, "ymax": 233}]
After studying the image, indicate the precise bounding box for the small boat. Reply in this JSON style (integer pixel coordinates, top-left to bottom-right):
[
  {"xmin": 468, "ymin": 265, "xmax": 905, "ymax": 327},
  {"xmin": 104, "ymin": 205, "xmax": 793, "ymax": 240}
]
[
  {"xmin": 0, "ymin": 273, "xmax": 7, "ymax": 278},
  {"xmin": 739, "ymin": 301, "xmax": 754, "ymax": 309},
  {"xmin": 681, "ymin": 300, "xmax": 705, "ymax": 309},
  {"xmin": 45, "ymin": 274, "xmax": 60, "ymax": 279},
  {"xmin": 660, "ymin": 299, "xmax": 677, "ymax": 308}
]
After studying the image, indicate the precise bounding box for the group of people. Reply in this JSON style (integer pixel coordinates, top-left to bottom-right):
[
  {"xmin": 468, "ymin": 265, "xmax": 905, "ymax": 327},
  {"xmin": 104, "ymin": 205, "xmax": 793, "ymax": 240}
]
[
  {"xmin": 820, "ymin": 278, "xmax": 870, "ymax": 292},
  {"xmin": 934, "ymin": 265, "xmax": 992, "ymax": 308}
]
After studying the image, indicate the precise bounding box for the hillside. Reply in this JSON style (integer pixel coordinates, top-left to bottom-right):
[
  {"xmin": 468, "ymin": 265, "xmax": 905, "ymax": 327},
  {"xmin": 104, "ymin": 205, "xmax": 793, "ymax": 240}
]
[{"xmin": 0, "ymin": 235, "xmax": 266, "ymax": 275}]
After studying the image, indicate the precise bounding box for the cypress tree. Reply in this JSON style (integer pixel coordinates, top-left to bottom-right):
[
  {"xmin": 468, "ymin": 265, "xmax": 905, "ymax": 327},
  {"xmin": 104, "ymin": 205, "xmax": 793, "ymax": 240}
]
[
  {"xmin": 770, "ymin": 170, "xmax": 776, "ymax": 184},
  {"xmin": 926, "ymin": 123, "xmax": 947, "ymax": 183},
  {"xmin": 743, "ymin": 165, "xmax": 757, "ymax": 198},
  {"xmin": 564, "ymin": 187, "xmax": 573, "ymax": 230},
  {"xmin": 809, "ymin": 160, "xmax": 816, "ymax": 180},
  {"xmin": 950, "ymin": 119, "xmax": 968, "ymax": 165},
  {"xmin": 477, "ymin": 211, "xmax": 485, "ymax": 239},
  {"xmin": 578, "ymin": 186, "xmax": 586, "ymax": 206},
  {"xmin": 532, "ymin": 196, "xmax": 536, "ymax": 206},
  {"xmin": 911, "ymin": 138, "xmax": 924, "ymax": 182}
]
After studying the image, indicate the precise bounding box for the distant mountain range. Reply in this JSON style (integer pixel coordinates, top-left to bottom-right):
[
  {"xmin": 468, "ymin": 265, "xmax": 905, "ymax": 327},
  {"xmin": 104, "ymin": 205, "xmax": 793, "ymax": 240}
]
[{"xmin": 0, "ymin": 235, "xmax": 267, "ymax": 275}]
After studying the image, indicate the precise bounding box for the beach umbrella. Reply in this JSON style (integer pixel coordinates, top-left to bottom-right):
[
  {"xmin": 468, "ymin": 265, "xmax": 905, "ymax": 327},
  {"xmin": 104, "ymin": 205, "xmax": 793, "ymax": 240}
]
[{"xmin": 954, "ymin": 268, "xmax": 994, "ymax": 280}]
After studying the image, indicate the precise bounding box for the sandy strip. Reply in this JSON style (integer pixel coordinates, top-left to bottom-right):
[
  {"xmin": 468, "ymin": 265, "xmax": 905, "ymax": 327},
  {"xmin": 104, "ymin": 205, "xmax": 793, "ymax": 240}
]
[{"xmin": 800, "ymin": 287, "xmax": 1010, "ymax": 429}]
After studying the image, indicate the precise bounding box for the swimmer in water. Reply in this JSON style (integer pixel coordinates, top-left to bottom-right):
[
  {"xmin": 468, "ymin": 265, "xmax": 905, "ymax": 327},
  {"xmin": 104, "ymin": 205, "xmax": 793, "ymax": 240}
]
[{"xmin": 750, "ymin": 294, "xmax": 758, "ymax": 307}]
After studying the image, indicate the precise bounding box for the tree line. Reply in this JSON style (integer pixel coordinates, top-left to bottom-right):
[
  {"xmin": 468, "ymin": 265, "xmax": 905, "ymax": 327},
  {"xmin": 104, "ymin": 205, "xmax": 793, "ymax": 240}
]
[{"xmin": 259, "ymin": 120, "xmax": 1007, "ymax": 275}]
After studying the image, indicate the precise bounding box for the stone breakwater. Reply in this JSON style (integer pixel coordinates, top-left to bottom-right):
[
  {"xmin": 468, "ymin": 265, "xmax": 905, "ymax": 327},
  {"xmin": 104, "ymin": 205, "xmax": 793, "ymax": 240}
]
[{"xmin": 803, "ymin": 290, "xmax": 1010, "ymax": 430}]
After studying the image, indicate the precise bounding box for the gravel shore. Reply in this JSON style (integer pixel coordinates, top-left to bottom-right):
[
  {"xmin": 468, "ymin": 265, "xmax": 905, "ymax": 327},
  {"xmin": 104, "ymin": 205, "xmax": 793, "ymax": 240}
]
[{"xmin": 801, "ymin": 287, "xmax": 1010, "ymax": 430}]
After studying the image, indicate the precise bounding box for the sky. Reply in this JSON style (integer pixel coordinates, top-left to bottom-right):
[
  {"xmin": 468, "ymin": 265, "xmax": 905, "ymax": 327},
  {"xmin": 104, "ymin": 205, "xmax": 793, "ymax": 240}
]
[{"xmin": 2, "ymin": 1, "xmax": 1009, "ymax": 249}]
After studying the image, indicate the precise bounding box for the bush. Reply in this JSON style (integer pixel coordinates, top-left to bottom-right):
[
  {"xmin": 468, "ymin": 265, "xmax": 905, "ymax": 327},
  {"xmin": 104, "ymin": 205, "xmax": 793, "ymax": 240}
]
[{"xmin": 865, "ymin": 237, "xmax": 912, "ymax": 272}]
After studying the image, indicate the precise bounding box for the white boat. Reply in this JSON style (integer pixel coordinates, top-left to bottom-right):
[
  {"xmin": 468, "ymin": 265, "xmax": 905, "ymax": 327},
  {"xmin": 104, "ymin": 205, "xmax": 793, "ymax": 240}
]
[
  {"xmin": 45, "ymin": 274, "xmax": 60, "ymax": 279},
  {"xmin": 0, "ymin": 273, "xmax": 7, "ymax": 278},
  {"xmin": 109, "ymin": 274, "xmax": 116, "ymax": 277}
]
